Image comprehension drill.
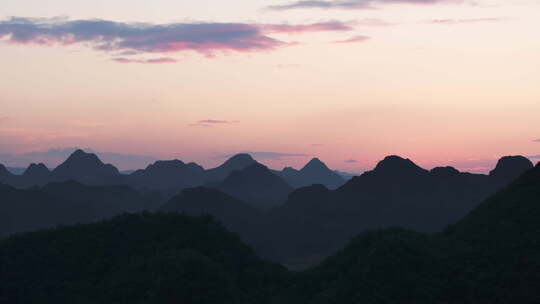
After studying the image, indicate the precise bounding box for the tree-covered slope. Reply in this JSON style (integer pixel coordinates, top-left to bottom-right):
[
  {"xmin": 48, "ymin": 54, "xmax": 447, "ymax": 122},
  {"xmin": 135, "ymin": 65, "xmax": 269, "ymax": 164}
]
[
  {"xmin": 287, "ymin": 163, "xmax": 540, "ymax": 304},
  {"xmin": 0, "ymin": 213, "xmax": 288, "ymax": 304}
]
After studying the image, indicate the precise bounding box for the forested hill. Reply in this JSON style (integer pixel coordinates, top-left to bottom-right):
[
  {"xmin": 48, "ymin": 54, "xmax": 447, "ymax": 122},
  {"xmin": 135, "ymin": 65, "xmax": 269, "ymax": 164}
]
[
  {"xmin": 0, "ymin": 213, "xmax": 289, "ymax": 304},
  {"xmin": 2, "ymin": 163, "xmax": 540, "ymax": 303}
]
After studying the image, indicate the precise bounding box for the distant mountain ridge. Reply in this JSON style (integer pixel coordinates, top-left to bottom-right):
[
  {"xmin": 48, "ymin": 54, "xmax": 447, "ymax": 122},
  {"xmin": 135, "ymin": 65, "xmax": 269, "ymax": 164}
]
[
  {"xmin": 0, "ymin": 150, "xmax": 262, "ymax": 195},
  {"xmin": 217, "ymin": 163, "xmax": 293, "ymax": 209},
  {"xmin": 275, "ymin": 158, "xmax": 345, "ymax": 189},
  {"xmin": 0, "ymin": 148, "xmax": 536, "ymax": 265},
  {"xmin": 0, "ymin": 149, "xmax": 346, "ymax": 202},
  {"xmin": 53, "ymin": 149, "xmax": 120, "ymax": 178}
]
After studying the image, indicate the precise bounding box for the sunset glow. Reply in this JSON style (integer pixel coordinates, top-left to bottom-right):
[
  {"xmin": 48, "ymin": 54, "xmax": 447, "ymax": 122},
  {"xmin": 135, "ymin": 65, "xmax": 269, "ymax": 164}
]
[{"xmin": 1, "ymin": 0, "xmax": 539, "ymax": 172}]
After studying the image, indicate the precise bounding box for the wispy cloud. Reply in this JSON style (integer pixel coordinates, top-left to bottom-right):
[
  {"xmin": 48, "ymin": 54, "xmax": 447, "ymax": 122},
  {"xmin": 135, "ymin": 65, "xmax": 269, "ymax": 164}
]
[
  {"xmin": 219, "ymin": 151, "xmax": 309, "ymax": 160},
  {"xmin": 199, "ymin": 120, "xmax": 240, "ymax": 124},
  {"xmin": 0, "ymin": 17, "xmax": 353, "ymax": 62},
  {"xmin": 528, "ymin": 155, "xmax": 540, "ymax": 159},
  {"xmin": 427, "ymin": 18, "xmax": 509, "ymax": 25},
  {"xmin": 187, "ymin": 124, "xmax": 214, "ymax": 128},
  {"xmin": 354, "ymin": 19, "xmax": 399, "ymax": 26},
  {"xmin": 188, "ymin": 120, "xmax": 240, "ymax": 127},
  {"xmin": 267, "ymin": 0, "xmax": 454, "ymax": 11},
  {"xmin": 261, "ymin": 21, "xmax": 353, "ymax": 34},
  {"xmin": 112, "ymin": 57, "xmax": 178, "ymax": 64},
  {"xmin": 333, "ymin": 35, "xmax": 370, "ymax": 43},
  {"xmin": 533, "ymin": 139, "xmax": 540, "ymax": 143},
  {"xmin": 345, "ymin": 159, "xmax": 359, "ymax": 163}
]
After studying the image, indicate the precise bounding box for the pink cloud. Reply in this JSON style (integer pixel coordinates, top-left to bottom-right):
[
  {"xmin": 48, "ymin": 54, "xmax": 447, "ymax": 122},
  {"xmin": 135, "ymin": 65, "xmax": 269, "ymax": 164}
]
[
  {"xmin": 198, "ymin": 120, "xmax": 239, "ymax": 124},
  {"xmin": 0, "ymin": 17, "xmax": 353, "ymax": 61},
  {"xmin": 261, "ymin": 22, "xmax": 354, "ymax": 34},
  {"xmin": 112, "ymin": 57, "xmax": 178, "ymax": 64},
  {"xmin": 267, "ymin": 0, "xmax": 455, "ymax": 11},
  {"xmin": 427, "ymin": 18, "xmax": 509, "ymax": 25},
  {"xmin": 333, "ymin": 35, "xmax": 370, "ymax": 43},
  {"xmin": 188, "ymin": 120, "xmax": 240, "ymax": 127}
]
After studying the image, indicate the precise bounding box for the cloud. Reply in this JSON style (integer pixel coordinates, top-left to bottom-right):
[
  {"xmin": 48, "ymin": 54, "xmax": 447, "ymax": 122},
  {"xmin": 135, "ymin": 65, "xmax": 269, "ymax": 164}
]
[
  {"xmin": 0, "ymin": 116, "xmax": 8, "ymax": 124},
  {"xmin": 261, "ymin": 21, "xmax": 353, "ymax": 34},
  {"xmin": 427, "ymin": 18, "xmax": 509, "ymax": 25},
  {"xmin": 311, "ymin": 143, "xmax": 325, "ymax": 146},
  {"xmin": 267, "ymin": 0, "xmax": 453, "ymax": 11},
  {"xmin": 189, "ymin": 119, "xmax": 240, "ymax": 127},
  {"xmin": 198, "ymin": 120, "xmax": 239, "ymax": 124},
  {"xmin": 528, "ymin": 155, "xmax": 540, "ymax": 159},
  {"xmin": 112, "ymin": 57, "xmax": 178, "ymax": 64},
  {"xmin": 0, "ymin": 17, "xmax": 353, "ymax": 61},
  {"xmin": 219, "ymin": 151, "xmax": 309, "ymax": 160},
  {"xmin": 533, "ymin": 139, "xmax": 540, "ymax": 142},
  {"xmin": 344, "ymin": 159, "xmax": 359, "ymax": 163},
  {"xmin": 333, "ymin": 35, "xmax": 370, "ymax": 43},
  {"xmin": 354, "ymin": 19, "xmax": 399, "ymax": 26},
  {"xmin": 187, "ymin": 124, "xmax": 214, "ymax": 128}
]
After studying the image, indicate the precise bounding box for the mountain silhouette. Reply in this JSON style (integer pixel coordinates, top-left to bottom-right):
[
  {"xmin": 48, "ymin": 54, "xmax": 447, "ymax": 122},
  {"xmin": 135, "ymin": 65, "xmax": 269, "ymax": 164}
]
[
  {"xmin": 23, "ymin": 163, "xmax": 50, "ymax": 177},
  {"xmin": 0, "ymin": 164, "xmax": 11, "ymax": 175},
  {"xmin": 372, "ymin": 155, "xmax": 428, "ymax": 176},
  {"xmin": 205, "ymin": 153, "xmax": 258, "ymax": 181},
  {"xmin": 489, "ymin": 155, "xmax": 533, "ymax": 183},
  {"xmin": 216, "ymin": 163, "xmax": 293, "ymax": 209},
  {"xmin": 291, "ymin": 162, "xmax": 540, "ymax": 303},
  {"xmin": 1, "ymin": 149, "xmax": 536, "ymax": 268},
  {"xmin": 0, "ymin": 164, "xmax": 13, "ymax": 181},
  {"xmin": 2, "ymin": 163, "xmax": 540, "ymax": 303},
  {"xmin": 51, "ymin": 149, "xmax": 122, "ymax": 185},
  {"xmin": 21, "ymin": 163, "xmax": 51, "ymax": 186},
  {"xmin": 276, "ymin": 158, "xmax": 345, "ymax": 189},
  {"xmin": 128, "ymin": 159, "xmax": 206, "ymax": 197},
  {"xmin": 265, "ymin": 155, "xmax": 534, "ymax": 265}
]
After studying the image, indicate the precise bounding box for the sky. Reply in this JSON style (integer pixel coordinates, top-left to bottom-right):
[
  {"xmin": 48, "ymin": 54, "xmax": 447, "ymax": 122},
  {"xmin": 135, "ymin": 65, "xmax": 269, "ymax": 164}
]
[{"xmin": 0, "ymin": 0, "xmax": 539, "ymax": 172}]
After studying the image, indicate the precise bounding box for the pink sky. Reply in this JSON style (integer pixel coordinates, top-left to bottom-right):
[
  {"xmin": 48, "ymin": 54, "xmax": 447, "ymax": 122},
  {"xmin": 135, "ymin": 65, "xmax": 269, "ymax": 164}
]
[{"xmin": 0, "ymin": 0, "xmax": 539, "ymax": 172}]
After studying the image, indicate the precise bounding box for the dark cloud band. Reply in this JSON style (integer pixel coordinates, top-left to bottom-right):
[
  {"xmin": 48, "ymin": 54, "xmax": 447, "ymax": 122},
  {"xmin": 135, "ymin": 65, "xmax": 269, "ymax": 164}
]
[
  {"xmin": 0, "ymin": 17, "xmax": 353, "ymax": 62},
  {"xmin": 268, "ymin": 0, "xmax": 452, "ymax": 10}
]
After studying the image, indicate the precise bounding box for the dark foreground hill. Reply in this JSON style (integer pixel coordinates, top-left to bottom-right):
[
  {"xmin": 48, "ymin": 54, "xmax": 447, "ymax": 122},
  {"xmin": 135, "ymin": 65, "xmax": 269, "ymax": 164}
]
[
  {"xmin": 265, "ymin": 155, "xmax": 533, "ymax": 264},
  {"xmin": 2, "ymin": 163, "xmax": 540, "ymax": 303},
  {"xmin": 285, "ymin": 162, "xmax": 540, "ymax": 303},
  {"xmin": 0, "ymin": 213, "xmax": 288, "ymax": 304},
  {"xmin": 0, "ymin": 181, "xmax": 161, "ymax": 236},
  {"xmin": 160, "ymin": 187, "xmax": 276, "ymax": 259}
]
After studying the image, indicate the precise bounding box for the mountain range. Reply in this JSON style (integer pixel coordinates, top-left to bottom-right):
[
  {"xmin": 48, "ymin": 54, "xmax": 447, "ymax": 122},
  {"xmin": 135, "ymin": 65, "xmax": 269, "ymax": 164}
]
[
  {"xmin": 165, "ymin": 154, "xmax": 534, "ymax": 265},
  {"xmin": 1, "ymin": 161, "xmax": 540, "ymax": 303},
  {"xmin": 0, "ymin": 149, "xmax": 535, "ymax": 266},
  {"xmin": 0, "ymin": 149, "xmax": 345, "ymax": 202}
]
